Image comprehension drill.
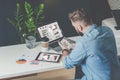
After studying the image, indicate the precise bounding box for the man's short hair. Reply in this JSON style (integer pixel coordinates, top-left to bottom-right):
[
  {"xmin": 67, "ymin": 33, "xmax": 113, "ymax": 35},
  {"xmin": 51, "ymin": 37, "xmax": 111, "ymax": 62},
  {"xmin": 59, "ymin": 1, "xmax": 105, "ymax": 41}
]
[{"xmin": 68, "ymin": 8, "xmax": 92, "ymax": 25}]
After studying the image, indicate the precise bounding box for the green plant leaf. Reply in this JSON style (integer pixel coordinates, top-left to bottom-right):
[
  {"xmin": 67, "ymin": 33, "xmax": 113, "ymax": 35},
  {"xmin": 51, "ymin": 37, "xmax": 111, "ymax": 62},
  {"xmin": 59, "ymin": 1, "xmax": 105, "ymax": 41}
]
[{"xmin": 7, "ymin": 1, "xmax": 45, "ymax": 43}]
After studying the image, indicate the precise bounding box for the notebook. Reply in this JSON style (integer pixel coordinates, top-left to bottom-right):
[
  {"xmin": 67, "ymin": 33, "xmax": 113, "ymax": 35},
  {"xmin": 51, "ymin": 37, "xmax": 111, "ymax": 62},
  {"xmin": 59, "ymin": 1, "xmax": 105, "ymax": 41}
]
[
  {"xmin": 112, "ymin": 10, "xmax": 120, "ymax": 30},
  {"xmin": 38, "ymin": 22, "xmax": 63, "ymax": 52}
]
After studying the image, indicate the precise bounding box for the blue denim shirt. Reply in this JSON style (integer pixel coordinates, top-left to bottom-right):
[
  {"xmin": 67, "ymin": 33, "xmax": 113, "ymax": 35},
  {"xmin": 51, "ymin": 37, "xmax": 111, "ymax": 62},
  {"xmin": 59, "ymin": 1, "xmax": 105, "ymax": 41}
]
[{"xmin": 63, "ymin": 24, "xmax": 120, "ymax": 80}]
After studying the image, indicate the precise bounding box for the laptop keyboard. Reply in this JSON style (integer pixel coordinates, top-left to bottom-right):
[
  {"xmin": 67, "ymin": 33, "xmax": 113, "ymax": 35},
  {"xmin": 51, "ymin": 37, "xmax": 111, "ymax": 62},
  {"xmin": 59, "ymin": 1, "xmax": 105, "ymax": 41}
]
[
  {"xmin": 49, "ymin": 41, "xmax": 62, "ymax": 52},
  {"xmin": 49, "ymin": 41, "xmax": 59, "ymax": 48}
]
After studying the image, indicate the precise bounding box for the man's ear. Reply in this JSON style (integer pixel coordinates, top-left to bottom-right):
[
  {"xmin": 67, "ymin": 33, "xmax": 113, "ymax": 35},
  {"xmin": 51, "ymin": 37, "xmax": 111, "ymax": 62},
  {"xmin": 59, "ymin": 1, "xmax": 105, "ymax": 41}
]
[{"xmin": 78, "ymin": 25, "xmax": 83, "ymax": 31}]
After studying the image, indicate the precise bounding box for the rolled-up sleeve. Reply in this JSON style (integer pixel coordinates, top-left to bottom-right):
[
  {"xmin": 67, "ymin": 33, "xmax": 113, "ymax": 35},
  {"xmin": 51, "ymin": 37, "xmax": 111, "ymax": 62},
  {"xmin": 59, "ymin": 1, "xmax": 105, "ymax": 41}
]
[{"xmin": 62, "ymin": 40, "xmax": 87, "ymax": 69}]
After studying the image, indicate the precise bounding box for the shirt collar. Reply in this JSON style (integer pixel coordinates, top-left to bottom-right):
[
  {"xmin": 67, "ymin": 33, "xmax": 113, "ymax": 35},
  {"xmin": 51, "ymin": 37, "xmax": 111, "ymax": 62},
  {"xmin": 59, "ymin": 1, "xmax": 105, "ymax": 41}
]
[{"xmin": 85, "ymin": 24, "xmax": 97, "ymax": 34}]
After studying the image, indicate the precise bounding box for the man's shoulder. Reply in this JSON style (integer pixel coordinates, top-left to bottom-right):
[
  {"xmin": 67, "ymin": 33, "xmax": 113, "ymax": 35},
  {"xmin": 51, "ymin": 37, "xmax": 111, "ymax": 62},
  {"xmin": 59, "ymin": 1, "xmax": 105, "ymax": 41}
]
[
  {"xmin": 100, "ymin": 26, "xmax": 114, "ymax": 36},
  {"xmin": 101, "ymin": 26, "xmax": 112, "ymax": 31},
  {"xmin": 82, "ymin": 26, "xmax": 112, "ymax": 41},
  {"xmin": 83, "ymin": 28, "xmax": 100, "ymax": 41}
]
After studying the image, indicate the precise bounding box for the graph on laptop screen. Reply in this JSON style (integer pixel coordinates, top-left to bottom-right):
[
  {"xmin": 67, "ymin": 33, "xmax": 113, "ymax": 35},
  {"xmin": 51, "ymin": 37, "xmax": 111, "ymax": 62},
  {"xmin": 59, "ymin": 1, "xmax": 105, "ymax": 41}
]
[{"xmin": 38, "ymin": 22, "xmax": 63, "ymax": 42}]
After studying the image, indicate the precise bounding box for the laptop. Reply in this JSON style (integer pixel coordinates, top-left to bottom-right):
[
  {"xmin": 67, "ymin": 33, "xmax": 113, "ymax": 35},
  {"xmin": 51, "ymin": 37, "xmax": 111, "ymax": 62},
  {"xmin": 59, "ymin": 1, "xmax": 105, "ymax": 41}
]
[
  {"xmin": 38, "ymin": 22, "xmax": 63, "ymax": 52},
  {"xmin": 112, "ymin": 10, "xmax": 120, "ymax": 30}
]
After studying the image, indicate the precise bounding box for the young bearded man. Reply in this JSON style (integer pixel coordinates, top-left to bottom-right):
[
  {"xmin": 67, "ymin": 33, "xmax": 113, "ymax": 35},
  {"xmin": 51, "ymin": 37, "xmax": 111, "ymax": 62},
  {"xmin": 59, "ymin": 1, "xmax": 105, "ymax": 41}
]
[{"xmin": 58, "ymin": 8, "xmax": 120, "ymax": 80}]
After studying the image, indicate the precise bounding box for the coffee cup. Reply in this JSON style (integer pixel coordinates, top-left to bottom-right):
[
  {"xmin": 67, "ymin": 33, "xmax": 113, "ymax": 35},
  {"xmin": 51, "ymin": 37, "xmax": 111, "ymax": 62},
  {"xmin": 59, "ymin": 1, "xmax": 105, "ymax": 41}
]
[
  {"xmin": 41, "ymin": 41, "xmax": 49, "ymax": 51},
  {"xmin": 40, "ymin": 37, "xmax": 49, "ymax": 52}
]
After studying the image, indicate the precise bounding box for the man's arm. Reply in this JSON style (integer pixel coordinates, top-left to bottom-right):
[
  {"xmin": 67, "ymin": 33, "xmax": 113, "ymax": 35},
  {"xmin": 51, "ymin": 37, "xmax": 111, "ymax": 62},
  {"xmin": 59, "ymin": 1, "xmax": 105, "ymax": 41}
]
[
  {"xmin": 58, "ymin": 39, "xmax": 87, "ymax": 69},
  {"xmin": 60, "ymin": 49, "xmax": 71, "ymax": 61},
  {"xmin": 62, "ymin": 41, "xmax": 87, "ymax": 69}
]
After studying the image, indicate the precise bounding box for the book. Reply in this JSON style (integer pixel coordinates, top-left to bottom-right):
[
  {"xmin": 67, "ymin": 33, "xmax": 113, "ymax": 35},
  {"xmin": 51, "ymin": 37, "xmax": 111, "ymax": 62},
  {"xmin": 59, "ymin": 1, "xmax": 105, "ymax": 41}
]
[{"xmin": 35, "ymin": 52, "xmax": 61, "ymax": 63}]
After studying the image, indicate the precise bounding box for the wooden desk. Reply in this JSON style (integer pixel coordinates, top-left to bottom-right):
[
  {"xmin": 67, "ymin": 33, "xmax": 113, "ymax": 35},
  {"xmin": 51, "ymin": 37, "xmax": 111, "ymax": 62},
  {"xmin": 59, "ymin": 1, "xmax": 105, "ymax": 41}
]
[{"xmin": 0, "ymin": 36, "xmax": 79, "ymax": 79}]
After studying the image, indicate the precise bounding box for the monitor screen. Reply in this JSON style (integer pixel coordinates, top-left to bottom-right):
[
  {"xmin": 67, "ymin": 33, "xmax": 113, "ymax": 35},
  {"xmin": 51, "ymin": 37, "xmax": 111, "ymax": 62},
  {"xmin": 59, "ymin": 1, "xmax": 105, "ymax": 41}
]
[{"xmin": 38, "ymin": 22, "xmax": 63, "ymax": 42}]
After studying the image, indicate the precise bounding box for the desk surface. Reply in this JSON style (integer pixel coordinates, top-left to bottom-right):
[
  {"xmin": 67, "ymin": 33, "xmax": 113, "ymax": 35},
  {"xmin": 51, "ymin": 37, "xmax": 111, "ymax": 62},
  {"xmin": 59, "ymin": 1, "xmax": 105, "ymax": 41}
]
[
  {"xmin": 0, "ymin": 36, "xmax": 79, "ymax": 79},
  {"xmin": 0, "ymin": 35, "xmax": 120, "ymax": 79}
]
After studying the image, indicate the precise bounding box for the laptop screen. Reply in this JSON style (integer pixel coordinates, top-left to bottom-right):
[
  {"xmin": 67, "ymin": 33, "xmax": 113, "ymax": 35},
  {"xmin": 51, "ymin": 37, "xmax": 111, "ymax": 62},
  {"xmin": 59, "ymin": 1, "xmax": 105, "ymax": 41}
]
[{"xmin": 38, "ymin": 22, "xmax": 63, "ymax": 42}]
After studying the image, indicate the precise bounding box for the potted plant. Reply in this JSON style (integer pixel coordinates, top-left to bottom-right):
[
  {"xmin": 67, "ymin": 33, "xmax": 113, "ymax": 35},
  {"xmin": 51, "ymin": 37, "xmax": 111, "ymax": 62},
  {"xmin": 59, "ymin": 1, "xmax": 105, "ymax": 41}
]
[{"xmin": 7, "ymin": 1, "xmax": 44, "ymax": 44}]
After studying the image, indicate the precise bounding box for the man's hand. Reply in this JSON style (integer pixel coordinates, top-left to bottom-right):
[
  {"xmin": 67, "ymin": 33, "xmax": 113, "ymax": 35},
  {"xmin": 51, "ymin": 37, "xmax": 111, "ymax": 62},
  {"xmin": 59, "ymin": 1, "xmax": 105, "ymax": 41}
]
[
  {"xmin": 58, "ymin": 40, "xmax": 70, "ymax": 60},
  {"xmin": 59, "ymin": 49, "xmax": 70, "ymax": 61}
]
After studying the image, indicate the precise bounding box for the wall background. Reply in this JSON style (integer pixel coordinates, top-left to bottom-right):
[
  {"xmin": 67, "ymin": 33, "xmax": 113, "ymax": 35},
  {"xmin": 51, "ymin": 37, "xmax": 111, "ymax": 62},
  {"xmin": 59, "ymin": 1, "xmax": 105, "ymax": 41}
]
[
  {"xmin": 0, "ymin": 0, "xmax": 112, "ymax": 46},
  {"xmin": 0, "ymin": 0, "xmax": 43, "ymax": 46},
  {"xmin": 107, "ymin": 0, "xmax": 120, "ymax": 10}
]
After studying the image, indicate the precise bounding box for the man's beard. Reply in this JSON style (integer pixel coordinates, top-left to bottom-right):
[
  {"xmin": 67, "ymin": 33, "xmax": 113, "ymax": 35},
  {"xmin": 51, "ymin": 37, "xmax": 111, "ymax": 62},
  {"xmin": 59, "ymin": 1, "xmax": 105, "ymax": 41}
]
[{"xmin": 76, "ymin": 30, "xmax": 83, "ymax": 36}]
